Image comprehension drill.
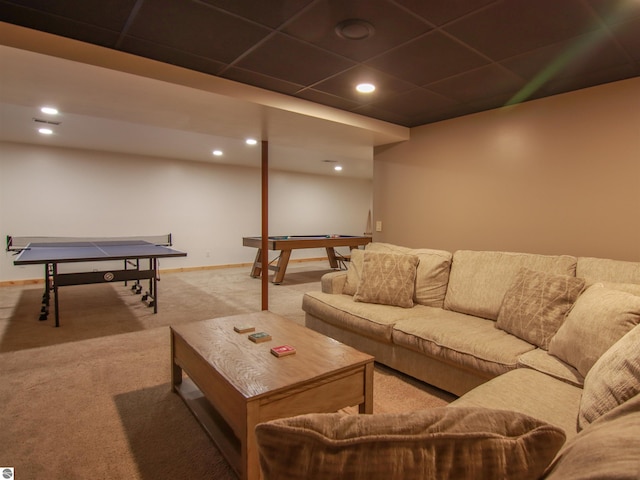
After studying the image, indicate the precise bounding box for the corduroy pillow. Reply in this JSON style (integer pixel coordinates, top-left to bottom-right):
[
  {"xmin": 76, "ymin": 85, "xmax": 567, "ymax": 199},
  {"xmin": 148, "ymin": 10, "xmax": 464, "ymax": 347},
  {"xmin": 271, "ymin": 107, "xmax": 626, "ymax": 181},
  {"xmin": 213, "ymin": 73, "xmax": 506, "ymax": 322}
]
[
  {"xmin": 496, "ymin": 268, "xmax": 585, "ymax": 349},
  {"xmin": 354, "ymin": 252, "xmax": 418, "ymax": 308},
  {"xmin": 578, "ymin": 325, "xmax": 640, "ymax": 430},
  {"xmin": 255, "ymin": 408, "xmax": 566, "ymax": 480},
  {"xmin": 548, "ymin": 283, "xmax": 640, "ymax": 377}
]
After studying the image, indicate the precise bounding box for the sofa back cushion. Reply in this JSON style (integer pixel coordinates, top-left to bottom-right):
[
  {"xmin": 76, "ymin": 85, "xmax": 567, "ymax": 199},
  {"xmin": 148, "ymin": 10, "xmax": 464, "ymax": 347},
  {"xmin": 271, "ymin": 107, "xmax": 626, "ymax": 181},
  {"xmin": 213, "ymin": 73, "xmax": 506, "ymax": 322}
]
[
  {"xmin": 576, "ymin": 257, "xmax": 640, "ymax": 285},
  {"xmin": 355, "ymin": 243, "xmax": 452, "ymax": 308},
  {"xmin": 444, "ymin": 251, "xmax": 577, "ymax": 320},
  {"xmin": 548, "ymin": 283, "xmax": 640, "ymax": 377}
]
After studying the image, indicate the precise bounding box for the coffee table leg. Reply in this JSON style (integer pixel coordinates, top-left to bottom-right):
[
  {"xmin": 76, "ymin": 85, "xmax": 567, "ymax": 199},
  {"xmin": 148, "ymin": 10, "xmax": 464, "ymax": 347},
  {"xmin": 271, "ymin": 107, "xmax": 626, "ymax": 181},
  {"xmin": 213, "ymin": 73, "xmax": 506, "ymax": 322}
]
[
  {"xmin": 359, "ymin": 362, "xmax": 374, "ymax": 414},
  {"xmin": 170, "ymin": 330, "xmax": 182, "ymax": 392},
  {"xmin": 244, "ymin": 403, "xmax": 261, "ymax": 480}
]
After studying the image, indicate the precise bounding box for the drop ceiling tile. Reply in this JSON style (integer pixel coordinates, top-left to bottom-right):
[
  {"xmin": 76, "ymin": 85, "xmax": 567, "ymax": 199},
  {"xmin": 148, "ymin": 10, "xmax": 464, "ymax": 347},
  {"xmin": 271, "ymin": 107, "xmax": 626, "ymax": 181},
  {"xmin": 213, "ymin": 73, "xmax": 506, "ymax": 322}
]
[
  {"xmin": 126, "ymin": 0, "xmax": 271, "ymax": 64},
  {"xmin": 351, "ymin": 103, "xmax": 412, "ymax": 126},
  {"xmin": 366, "ymin": 31, "xmax": 489, "ymax": 85},
  {"xmin": 502, "ymin": 33, "xmax": 634, "ymax": 84},
  {"xmin": 0, "ymin": 0, "xmax": 125, "ymax": 46},
  {"xmin": 0, "ymin": 0, "xmax": 137, "ymax": 31},
  {"xmin": 120, "ymin": 37, "xmax": 227, "ymax": 76},
  {"xmin": 282, "ymin": 0, "xmax": 432, "ymax": 61},
  {"xmin": 395, "ymin": 0, "xmax": 498, "ymax": 26},
  {"xmin": 234, "ymin": 33, "xmax": 356, "ymax": 86},
  {"xmin": 427, "ymin": 65, "xmax": 525, "ymax": 103},
  {"xmin": 444, "ymin": 0, "xmax": 601, "ymax": 61},
  {"xmin": 294, "ymin": 89, "xmax": 361, "ymax": 111},
  {"xmin": 369, "ymin": 87, "xmax": 458, "ymax": 119},
  {"xmin": 221, "ymin": 67, "xmax": 304, "ymax": 96},
  {"xmin": 311, "ymin": 65, "xmax": 416, "ymax": 103},
  {"xmin": 610, "ymin": 17, "xmax": 640, "ymax": 62},
  {"xmin": 586, "ymin": 0, "xmax": 640, "ymax": 25},
  {"xmin": 199, "ymin": 0, "xmax": 314, "ymax": 28},
  {"xmin": 539, "ymin": 64, "xmax": 639, "ymax": 98}
]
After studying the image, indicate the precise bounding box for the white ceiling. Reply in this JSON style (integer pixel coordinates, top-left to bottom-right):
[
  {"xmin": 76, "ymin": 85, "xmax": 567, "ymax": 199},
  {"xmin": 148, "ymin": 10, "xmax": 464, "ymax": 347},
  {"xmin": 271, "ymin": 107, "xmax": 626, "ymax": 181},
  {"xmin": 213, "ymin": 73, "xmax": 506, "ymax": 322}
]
[{"xmin": 0, "ymin": 25, "xmax": 409, "ymax": 180}]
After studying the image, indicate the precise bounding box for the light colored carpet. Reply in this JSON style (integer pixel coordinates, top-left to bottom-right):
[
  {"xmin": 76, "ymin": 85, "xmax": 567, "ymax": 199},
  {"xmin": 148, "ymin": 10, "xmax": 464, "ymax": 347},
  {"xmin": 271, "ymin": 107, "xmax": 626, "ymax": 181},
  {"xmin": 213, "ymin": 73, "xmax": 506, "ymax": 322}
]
[{"xmin": 0, "ymin": 262, "xmax": 455, "ymax": 479}]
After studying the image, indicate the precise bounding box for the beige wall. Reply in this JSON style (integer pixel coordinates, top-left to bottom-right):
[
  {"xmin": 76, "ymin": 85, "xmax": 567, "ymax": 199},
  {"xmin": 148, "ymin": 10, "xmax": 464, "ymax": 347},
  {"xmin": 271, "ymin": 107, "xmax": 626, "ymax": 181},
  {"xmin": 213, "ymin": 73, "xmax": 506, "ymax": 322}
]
[{"xmin": 373, "ymin": 77, "xmax": 640, "ymax": 261}]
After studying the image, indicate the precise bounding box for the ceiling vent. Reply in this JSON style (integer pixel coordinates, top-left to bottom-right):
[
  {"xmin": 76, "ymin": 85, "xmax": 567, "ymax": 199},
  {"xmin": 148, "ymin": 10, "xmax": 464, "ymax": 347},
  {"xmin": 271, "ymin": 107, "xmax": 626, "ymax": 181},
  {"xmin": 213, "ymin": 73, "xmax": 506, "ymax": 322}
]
[{"xmin": 335, "ymin": 19, "xmax": 374, "ymax": 40}]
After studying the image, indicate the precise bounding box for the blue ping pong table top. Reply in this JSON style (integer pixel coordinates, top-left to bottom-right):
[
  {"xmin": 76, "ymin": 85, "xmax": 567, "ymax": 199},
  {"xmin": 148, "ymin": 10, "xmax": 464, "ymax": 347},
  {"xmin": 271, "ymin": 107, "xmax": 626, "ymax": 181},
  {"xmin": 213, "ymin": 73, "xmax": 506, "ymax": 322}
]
[{"xmin": 13, "ymin": 240, "xmax": 187, "ymax": 265}]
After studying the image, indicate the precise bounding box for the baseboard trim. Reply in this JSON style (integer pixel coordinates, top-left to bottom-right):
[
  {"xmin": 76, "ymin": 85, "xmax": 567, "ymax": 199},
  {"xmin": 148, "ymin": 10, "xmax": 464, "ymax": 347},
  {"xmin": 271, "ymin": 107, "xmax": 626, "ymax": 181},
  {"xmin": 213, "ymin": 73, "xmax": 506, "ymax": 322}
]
[{"xmin": 0, "ymin": 257, "xmax": 327, "ymax": 287}]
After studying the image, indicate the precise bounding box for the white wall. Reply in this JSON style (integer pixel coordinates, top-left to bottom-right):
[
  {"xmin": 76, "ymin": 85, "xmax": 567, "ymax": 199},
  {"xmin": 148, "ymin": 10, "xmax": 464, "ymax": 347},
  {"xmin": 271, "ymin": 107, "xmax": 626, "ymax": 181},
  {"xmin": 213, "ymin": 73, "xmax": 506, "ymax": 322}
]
[{"xmin": 0, "ymin": 142, "xmax": 372, "ymax": 282}]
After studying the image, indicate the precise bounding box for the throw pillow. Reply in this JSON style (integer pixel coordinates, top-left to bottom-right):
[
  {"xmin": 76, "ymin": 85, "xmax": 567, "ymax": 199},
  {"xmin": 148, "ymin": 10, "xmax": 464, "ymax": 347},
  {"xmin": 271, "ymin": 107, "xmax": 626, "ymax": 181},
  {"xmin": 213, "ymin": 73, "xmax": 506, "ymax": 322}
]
[
  {"xmin": 548, "ymin": 283, "xmax": 640, "ymax": 377},
  {"xmin": 543, "ymin": 393, "xmax": 640, "ymax": 480},
  {"xmin": 496, "ymin": 268, "xmax": 585, "ymax": 349},
  {"xmin": 343, "ymin": 248, "xmax": 365, "ymax": 296},
  {"xmin": 578, "ymin": 324, "xmax": 640, "ymax": 430},
  {"xmin": 354, "ymin": 252, "xmax": 418, "ymax": 308},
  {"xmin": 255, "ymin": 408, "xmax": 566, "ymax": 480}
]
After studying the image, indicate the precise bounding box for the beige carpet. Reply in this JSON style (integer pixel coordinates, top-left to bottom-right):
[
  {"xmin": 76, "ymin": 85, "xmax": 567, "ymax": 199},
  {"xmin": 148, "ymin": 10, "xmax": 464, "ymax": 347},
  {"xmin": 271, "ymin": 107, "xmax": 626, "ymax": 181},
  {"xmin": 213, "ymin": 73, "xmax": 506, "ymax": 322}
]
[{"xmin": 0, "ymin": 262, "xmax": 455, "ymax": 479}]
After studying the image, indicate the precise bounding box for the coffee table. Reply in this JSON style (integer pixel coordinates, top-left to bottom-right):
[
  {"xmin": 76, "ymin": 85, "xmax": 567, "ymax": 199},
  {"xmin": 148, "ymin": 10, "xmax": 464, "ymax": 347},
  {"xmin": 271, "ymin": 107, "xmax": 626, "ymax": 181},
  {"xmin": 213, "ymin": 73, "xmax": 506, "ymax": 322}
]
[{"xmin": 170, "ymin": 311, "xmax": 374, "ymax": 480}]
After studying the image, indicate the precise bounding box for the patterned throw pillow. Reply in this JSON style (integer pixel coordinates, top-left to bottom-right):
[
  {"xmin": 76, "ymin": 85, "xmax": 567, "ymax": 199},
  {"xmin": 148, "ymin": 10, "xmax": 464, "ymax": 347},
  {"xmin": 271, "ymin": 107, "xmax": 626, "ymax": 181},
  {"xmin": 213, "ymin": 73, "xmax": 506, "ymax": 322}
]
[
  {"xmin": 353, "ymin": 252, "xmax": 418, "ymax": 308},
  {"xmin": 256, "ymin": 408, "xmax": 566, "ymax": 480},
  {"xmin": 496, "ymin": 268, "xmax": 585, "ymax": 349},
  {"xmin": 548, "ymin": 283, "xmax": 640, "ymax": 377}
]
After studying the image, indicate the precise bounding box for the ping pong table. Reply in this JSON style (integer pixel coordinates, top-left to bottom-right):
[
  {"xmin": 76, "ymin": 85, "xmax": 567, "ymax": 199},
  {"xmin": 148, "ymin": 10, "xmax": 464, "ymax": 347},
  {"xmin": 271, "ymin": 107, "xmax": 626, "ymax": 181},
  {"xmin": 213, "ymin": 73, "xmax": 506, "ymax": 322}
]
[{"xmin": 9, "ymin": 235, "xmax": 187, "ymax": 327}]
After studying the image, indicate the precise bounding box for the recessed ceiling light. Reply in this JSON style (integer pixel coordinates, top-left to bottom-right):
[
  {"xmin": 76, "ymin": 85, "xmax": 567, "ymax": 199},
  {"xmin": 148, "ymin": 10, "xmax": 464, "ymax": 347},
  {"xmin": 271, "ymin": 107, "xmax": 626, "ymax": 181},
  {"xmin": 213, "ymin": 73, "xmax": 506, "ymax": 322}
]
[
  {"xmin": 245, "ymin": 138, "xmax": 258, "ymax": 145},
  {"xmin": 40, "ymin": 106, "xmax": 59, "ymax": 115},
  {"xmin": 356, "ymin": 83, "xmax": 376, "ymax": 93},
  {"xmin": 38, "ymin": 128, "xmax": 53, "ymax": 135},
  {"xmin": 334, "ymin": 165, "xmax": 343, "ymax": 171},
  {"xmin": 212, "ymin": 149, "xmax": 223, "ymax": 156}
]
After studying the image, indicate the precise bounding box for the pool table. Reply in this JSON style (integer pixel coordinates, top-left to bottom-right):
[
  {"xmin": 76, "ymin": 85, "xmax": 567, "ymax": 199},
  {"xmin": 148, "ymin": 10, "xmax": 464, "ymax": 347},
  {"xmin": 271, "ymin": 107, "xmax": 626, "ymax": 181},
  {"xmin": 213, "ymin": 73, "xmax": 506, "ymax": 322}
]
[{"xmin": 242, "ymin": 235, "xmax": 372, "ymax": 284}]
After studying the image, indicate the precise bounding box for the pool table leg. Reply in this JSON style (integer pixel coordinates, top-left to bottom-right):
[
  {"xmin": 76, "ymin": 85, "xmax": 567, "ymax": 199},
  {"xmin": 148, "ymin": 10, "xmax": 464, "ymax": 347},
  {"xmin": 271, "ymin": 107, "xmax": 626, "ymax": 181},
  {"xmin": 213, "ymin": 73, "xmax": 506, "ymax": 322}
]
[
  {"xmin": 249, "ymin": 249, "xmax": 263, "ymax": 278},
  {"xmin": 326, "ymin": 247, "xmax": 339, "ymax": 268},
  {"xmin": 273, "ymin": 249, "xmax": 291, "ymax": 284}
]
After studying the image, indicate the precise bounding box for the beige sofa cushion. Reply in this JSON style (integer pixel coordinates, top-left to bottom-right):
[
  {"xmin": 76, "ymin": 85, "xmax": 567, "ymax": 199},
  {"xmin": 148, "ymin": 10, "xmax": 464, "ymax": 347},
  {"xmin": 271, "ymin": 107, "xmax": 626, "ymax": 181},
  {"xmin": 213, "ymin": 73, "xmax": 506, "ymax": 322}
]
[
  {"xmin": 543, "ymin": 393, "xmax": 640, "ymax": 480},
  {"xmin": 354, "ymin": 252, "xmax": 418, "ymax": 308},
  {"xmin": 444, "ymin": 250, "xmax": 577, "ymax": 320},
  {"xmin": 576, "ymin": 256, "xmax": 640, "ymax": 285},
  {"xmin": 256, "ymin": 408, "xmax": 565, "ymax": 480},
  {"xmin": 517, "ymin": 349, "xmax": 583, "ymax": 387},
  {"xmin": 578, "ymin": 325, "xmax": 640, "ymax": 430},
  {"xmin": 451, "ymin": 369, "xmax": 583, "ymax": 440},
  {"xmin": 366, "ymin": 243, "xmax": 452, "ymax": 308},
  {"xmin": 392, "ymin": 309, "xmax": 535, "ymax": 377},
  {"xmin": 496, "ymin": 268, "xmax": 585, "ymax": 349},
  {"xmin": 303, "ymin": 291, "xmax": 432, "ymax": 343},
  {"xmin": 548, "ymin": 283, "xmax": 640, "ymax": 377}
]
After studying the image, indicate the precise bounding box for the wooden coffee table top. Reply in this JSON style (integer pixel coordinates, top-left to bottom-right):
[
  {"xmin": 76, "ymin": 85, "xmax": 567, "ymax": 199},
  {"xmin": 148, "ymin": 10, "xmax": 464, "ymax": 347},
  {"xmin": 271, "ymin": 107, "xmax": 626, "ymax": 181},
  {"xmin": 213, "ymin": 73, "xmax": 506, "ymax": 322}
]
[{"xmin": 170, "ymin": 310, "xmax": 374, "ymax": 400}]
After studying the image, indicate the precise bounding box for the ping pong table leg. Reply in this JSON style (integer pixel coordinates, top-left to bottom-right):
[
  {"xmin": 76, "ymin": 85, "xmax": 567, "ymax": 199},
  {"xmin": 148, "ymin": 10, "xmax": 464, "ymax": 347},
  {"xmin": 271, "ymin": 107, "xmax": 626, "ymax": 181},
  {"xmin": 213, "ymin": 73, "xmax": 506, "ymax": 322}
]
[
  {"xmin": 152, "ymin": 258, "xmax": 158, "ymax": 313},
  {"xmin": 52, "ymin": 263, "xmax": 60, "ymax": 327},
  {"xmin": 39, "ymin": 264, "xmax": 50, "ymax": 321}
]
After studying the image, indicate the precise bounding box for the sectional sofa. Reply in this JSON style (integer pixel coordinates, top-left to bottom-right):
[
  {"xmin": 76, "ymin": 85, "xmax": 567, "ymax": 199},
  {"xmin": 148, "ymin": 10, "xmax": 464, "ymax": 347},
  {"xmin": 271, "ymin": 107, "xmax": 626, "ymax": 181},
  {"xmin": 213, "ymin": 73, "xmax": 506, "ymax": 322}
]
[{"xmin": 261, "ymin": 244, "xmax": 640, "ymax": 478}]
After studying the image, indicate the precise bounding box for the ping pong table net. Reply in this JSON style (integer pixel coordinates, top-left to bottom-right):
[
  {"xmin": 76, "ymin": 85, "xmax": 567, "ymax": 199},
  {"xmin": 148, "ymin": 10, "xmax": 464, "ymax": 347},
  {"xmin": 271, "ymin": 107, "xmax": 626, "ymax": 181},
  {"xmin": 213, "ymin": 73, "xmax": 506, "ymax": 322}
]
[{"xmin": 6, "ymin": 234, "xmax": 174, "ymax": 252}]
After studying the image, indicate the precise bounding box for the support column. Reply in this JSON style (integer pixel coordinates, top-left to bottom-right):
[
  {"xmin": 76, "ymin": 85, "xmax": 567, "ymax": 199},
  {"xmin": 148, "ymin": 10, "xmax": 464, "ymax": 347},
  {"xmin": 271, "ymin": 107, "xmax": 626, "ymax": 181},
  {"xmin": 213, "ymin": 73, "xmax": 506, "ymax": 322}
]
[{"xmin": 261, "ymin": 140, "xmax": 269, "ymax": 311}]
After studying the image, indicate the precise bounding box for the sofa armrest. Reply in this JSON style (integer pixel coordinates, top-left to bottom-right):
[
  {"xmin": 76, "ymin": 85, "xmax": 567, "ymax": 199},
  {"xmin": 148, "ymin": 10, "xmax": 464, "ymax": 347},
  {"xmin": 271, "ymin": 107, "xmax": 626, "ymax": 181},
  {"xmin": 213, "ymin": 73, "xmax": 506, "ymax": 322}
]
[{"xmin": 321, "ymin": 271, "xmax": 348, "ymax": 294}]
